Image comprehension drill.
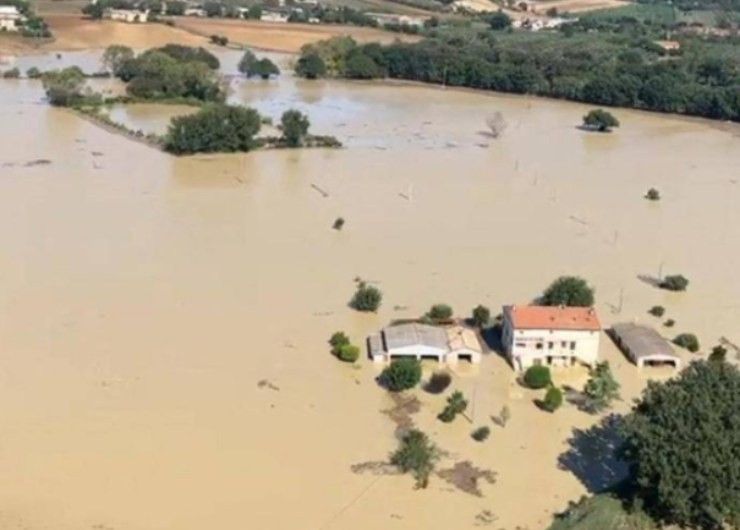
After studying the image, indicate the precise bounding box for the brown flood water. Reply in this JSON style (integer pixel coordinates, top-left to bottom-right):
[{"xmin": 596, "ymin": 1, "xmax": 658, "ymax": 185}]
[{"xmin": 0, "ymin": 50, "xmax": 739, "ymax": 530}]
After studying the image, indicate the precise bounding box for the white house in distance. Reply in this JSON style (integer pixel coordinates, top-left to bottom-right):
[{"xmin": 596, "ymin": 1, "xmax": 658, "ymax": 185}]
[
  {"xmin": 502, "ymin": 305, "xmax": 601, "ymax": 371},
  {"xmin": 260, "ymin": 10, "xmax": 289, "ymax": 23},
  {"xmin": 0, "ymin": 6, "xmax": 24, "ymax": 32},
  {"xmin": 105, "ymin": 7, "xmax": 149, "ymax": 22},
  {"xmin": 366, "ymin": 12, "xmax": 429, "ymax": 29},
  {"xmin": 368, "ymin": 323, "xmax": 482, "ymax": 365}
]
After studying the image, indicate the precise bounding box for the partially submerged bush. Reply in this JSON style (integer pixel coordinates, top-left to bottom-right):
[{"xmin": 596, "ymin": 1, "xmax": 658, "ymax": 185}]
[
  {"xmin": 438, "ymin": 390, "xmax": 468, "ymax": 423},
  {"xmin": 424, "ymin": 371, "xmax": 452, "ymax": 394},
  {"xmin": 664, "ymin": 319, "xmax": 676, "ymax": 328},
  {"xmin": 350, "ymin": 281, "xmax": 382, "ymax": 312},
  {"xmin": 337, "ymin": 343, "xmax": 360, "ymax": 362},
  {"xmin": 26, "ymin": 66, "xmax": 42, "ymax": 79},
  {"xmin": 583, "ymin": 361, "xmax": 620, "ymax": 413},
  {"xmin": 645, "ymin": 188, "xmax": 661, "ymax": 201},
  {"xmin": 648, "ymin": 305, "xmax": 665, "ymax": 317},
  {"xmin": 582, "ymin": 109, "xmax": 619, "ymax": 132},
  {"xmin": 709, "ymin": 345, "xmax": 727, "ymax": 363},
  {"xmin": 541, "ymin": 276, "xmax": 595, "ymax": 307},
  {"xmin": 660, "ymin": 274, "xmax": 689, "ymax": 292},
  {"xmin": 2, "ymin": 67, "xmax": 20, "ymax": 79},
  {"xmin": 390, "ymin": 429, "xmax": 440, "ymax": 488},
  {"xmin": 673, "ymin": 333, "xmax": 700, "ymax": 353},
  {"xmin": 280, "ymin": 109, "xmax": 310, "ymax": 147},
  {"xmin": 541, "ymin": 385, "xmax": 563, "ymax": 412},
  {"xmin": 427, "ymin": 304, "xmax": 453, "ymax": 320},
  {"xmin": 332, "ymin": 217, "xmax": 345, "ymax": 230},
  {"xmin": 380, "ymin": 358, "xmax": 421, "ymax": 392},
  {"xmin": 523, "ymin": 365, "xmax": 551, "ymax": 389},
  {"xmin": 471, "ymin": 426, "xmax": 491, "ymax": 442},
  {"xmin": 42, "ymin": 66, "xmax": 88, "ymax": 107}
]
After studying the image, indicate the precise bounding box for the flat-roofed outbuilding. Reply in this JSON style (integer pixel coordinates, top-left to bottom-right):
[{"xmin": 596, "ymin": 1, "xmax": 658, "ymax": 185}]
[{"xmin": 611, "ymin": 322, "xmax": 681, "ymax": 369}]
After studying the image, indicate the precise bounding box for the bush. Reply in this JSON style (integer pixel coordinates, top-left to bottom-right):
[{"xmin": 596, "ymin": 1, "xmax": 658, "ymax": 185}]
[
  {"xmin": 471, "ymin": 305, "xmax": 490, "ymax": 328},
  {"xmin": 664, "ymin": 319, "xmax": 675, "ymax": 327},
  {"xmin": 42, "ymin": 66, "xmax": 87, "ymax": 107},
  {"xmin": 488, "ymin": 10, "xmax": 512, "ymax": 30},
  {"xmin": 332, "ymin": 217, "xmax": 345, "ymax": 230},
  {"xmin": 280, "ymin": 109, "xmax": 310, "ymax": 147},
  {"xmin": 471, "ymin": 426, "xmax": 491, "ymax": 442},
  {"xmin": 673, "ymin": 333, "xmax": 700, "ymax": 353},
  {"xmin": 26, "ymin": 66, "xmax": 42, "ymax": 79},
  {"xmin": 438, "ymin": 390, "xmax": 468, "ymax": 423},
  {"xmin": 709, "ymin": 345, "xmax": 727, "ymax": 363},
  {"xmin": 424, "ymin": 371, "xmax": 452, "ymax": 394},
  {"xmin": 209, "ymin": 34, "xmax": 228, "ymax": 46},
  {"xmin": 583, "ymin": 361, "xmax": 620, "ymax": 413},
  {"xmin": 3, "ymin": 67, "xmax": 20, "ymax": 79},
  {"xmin": 164, "ymin": 104, "xmax": 262, "ymax": 155},
  {"xmin": 295, "ymin": 52, "xmax": 327, "ymax": 79},
  {"xmin": 337, "ymin": 343, "xmax": 360, "ymax": 362},
  {"xmin": 390, "ymin": 429, "xmax": 439, "ymax": 488},
  {"xmin": 102, "ymin": 45, "xmax": 134, "ymax": 76},
  {"xmin": 349, "ymin": 282, "xmax": 382, "ymax": 312},
  {"xmin": 329, "ymin": 331, "xmax": 350, "ymax": 352},
  {"xmin": 648, "ymin": 305, "xmax": 665, "ymax": 317},
  {"xmin": 660, "ymin": 274, "xmax": 689, "ymax": 292},
  {"xmin": 427, "ymin": 304, "xmax": 453, "ymax": 320},
  {"xmin": 582, "ymin": 109, "xmax": 620, "ymax": 132},
  {"xmin": 541, "ymin": 385, "xmax": 563, "ymax": 412},
  {"xmin": 645, "ymin": 188, "xmax": 661, "ymax": 201},
  {"xmin": 524, "ymin": 365, "xmax": 552, "ymax": 389},
  {"xmin": 541, "ymin": 276, "xmax": 594, "ymax": 307},
  {"xmin": 380, "ymin": 358, "xmax": 421, "ymax": 392}
]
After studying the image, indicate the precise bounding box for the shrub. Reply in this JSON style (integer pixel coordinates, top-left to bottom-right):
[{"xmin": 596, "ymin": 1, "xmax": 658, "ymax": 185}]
[
  {"xmin": 295, "ymin": 52, "xmax": 327, "ymax": 79},
  {"xmin": 645, "ymin": 188, "xmax": 661, "ymax": 201},
  {"xmin": 164, "ymin": 104, "xmax": 262, "ymax": 155},
  {"xmin": 664, "ymin": 319, "xmax": 675, "ymax": 327},
  {"xmin": 332, "ymin": 217, "xmax": 345, "ymax": 230},
  {"xmin": 582, "ymin": 109, "xmax": 620, "ymax": 132},
  {"xmin": 390, "ymin": 429, "xmax": 440, "ymax": 488},
  {"xmin": 523, "ymin": 365, "xmax": 551, "ymax": 389},
  {"xmin": 41, "ymin": 66, "xmax": 87, "ymax": 107},
  {"xmin": 329, "ymin": 331, "xmax": 350, "ymax": 352},
  {"xmin": 337, "ymin": 343, "xmax": 360, "ymax": 362},
  {"xmin": 648, "ymin": 305, "xmax": 665, "ymax": 317},
  {"xmin": 427, "ymin": 304, "xmax": 453, "ymax": 320},
  {"xmin": 3, "ymin": 67, "xmax": 20, "ymax": 79},
  {"xmin": 380, "ymin": 358, "xmax": 421, "ymax": 391},
  {"xmin": 541, "ymin": 385, "xmax": 563, "ymax": 412},
  {"xmin": 424, "ymin": 371, "xmax": 452, "ymax": 394},
  {"xmin": 583, "ymin": 361, "xmax": 620, "ymax": 413},
  {"xmin": 709, "ymin": 345, "xmax": 727, "ymax": 363},
  {"xmin": 350, "ymin": 281, "xmax": 382, "ymax": 312},
  {"xmin": 488, "ymin": 10, "xmax": 512, "ymax": 29},
  {"xmin": 673, "ymin": 333, "xmax": 700, "ymax": 353},
  {"xmin": 471, "ymin": 305, "xmax": 490, "ymax": 328},
  {"xmin": 660, "ymin": 274, "xmax": 689, "ymax": 292},
  {"xmin": 471, "ymin": 426, "xmax": 491, "ymax": 442},
  {"xmin": 438, "ymin": 390, "xmax": 468, "ymax": 423},
  {"xmin": 280, "ymin": 109, "xmax": 310, "ymax": 147},
  {"xmin": 541, "ymin": 276, "xmax": 594, "ymax": 307},
  {"xmin": 102, "ymin": 45, "xmax": 134, "ymax": 76},
  {"xmin": 26, "ymin": 66, "xmax": 42, "ymax": 79}
]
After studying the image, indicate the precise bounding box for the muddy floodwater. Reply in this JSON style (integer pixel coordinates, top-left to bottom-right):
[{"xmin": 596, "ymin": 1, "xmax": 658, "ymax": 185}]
[{"xmin": 0, "ymin": 49, "xmax": 739, "ymax": 530}]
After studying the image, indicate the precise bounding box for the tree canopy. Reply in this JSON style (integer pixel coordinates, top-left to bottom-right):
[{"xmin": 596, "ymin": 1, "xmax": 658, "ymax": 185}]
[
  {"xmin": 583, "ymin": 109, "xmax": 620, "ymax": 132},
  {"xmin": 621, "ymin": 361, "xmax": 740, "ymax": 529},
  {"xmin": 541, "ymin": 276, "xmax": 595, "ymax": 307},
  {"xmin": 41, "ymin": 67, "xmax": 88, "ymax": 106}
]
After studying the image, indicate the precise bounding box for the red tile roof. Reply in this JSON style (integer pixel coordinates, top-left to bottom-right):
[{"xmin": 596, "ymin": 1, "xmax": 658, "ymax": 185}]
[{"xmin": 504, "ymin": 305, "xmax": 601, "ymax": 331}]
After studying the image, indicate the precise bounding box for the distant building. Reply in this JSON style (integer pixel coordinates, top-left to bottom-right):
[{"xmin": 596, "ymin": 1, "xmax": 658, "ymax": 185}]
[
  {"xmin": 183, "ymin": 7, "xmax": 207, "ymax": 16},
  {"xmin": 610, "ymin": 322, "xmax": 681, "ymax": 369},
  {"xmin": 105, "ymin": 8, "xmax": 149, "ymax": 22},
  {"xmin": 260, "ymin": 10, "xmax": 289, "ymax": 22},
  {"xmin": 655, "ymin": 40, "xmax": 680, "ymax": 52},
  {"xmin": 366, "ymin": 12, "xmax": 429, "ymax": 28},
  {"xmin": 502, "ymin": 305, "xmax": 601, "ymax": 371},
  {"xmin": 0, "ymin": 6, "xmax": 24, "ymax": 32},
  {"xmin": 368, "ymin": 323, "xmax": 482, "ymax": 364}
]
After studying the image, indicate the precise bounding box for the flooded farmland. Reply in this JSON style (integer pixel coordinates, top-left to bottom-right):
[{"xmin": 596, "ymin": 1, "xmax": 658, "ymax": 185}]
[{"xmin": 0, "ymin": 48, "xmax": 738, "ymax": 530}]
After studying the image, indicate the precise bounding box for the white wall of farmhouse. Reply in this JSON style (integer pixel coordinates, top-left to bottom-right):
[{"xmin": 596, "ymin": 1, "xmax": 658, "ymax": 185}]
[{"xmin": 502, "ymin": 320, "xmax": 600, "ymax": 371}]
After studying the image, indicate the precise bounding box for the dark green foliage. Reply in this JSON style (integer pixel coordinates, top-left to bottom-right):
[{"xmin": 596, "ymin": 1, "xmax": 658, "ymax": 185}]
[
  {"xmin": 2, "ymin": 68, "xmax": 20, "ymax": 79},
  {"xmin": 280, "ymin": 109, "xmax": 310, "ymax": 147},
  {"xmin": 390, "ymin": 429, "xmax": 440, "ymax": 488},
  {"xmin": 524, "ymin": 365, "xmax": 552, "ymax": 389},
  {"xmin": 621, "ymin": 361, "xmax": 740, "ymax": 529},
  {"xmin": 165, "ymin": 0, "xmax": 186, "ymax": 15},
  {"xmin": 583, "ymin": 361, "xmax": 620, "ymax": 413},
  {"xmin": 239, "ymin": 51, "xmax": 280, "ymax": 79},
  {"xmin": 350, "ymin": 281, "xmax": 381, "ymax": 312},
  {"xmin": 664, "ymin": 319, "xmax": 675, "ymax": 327},
  {"xmin": 488, "ymin": 10, "xmax": 512, "ymax": 30},
  {"xmin": 209, "ymin": 34, "xmax": 228, "ymax": 46},
  {"xmin": 295, "ymin": 52, "xmax": 327, "ymax": 79},
  {"xmin": 332, "ymin": 217, "xmax": 345, "ymax": 230},
  {"xmin": 203, "ymin": 1, "xmax": 222, "ymax": 17},
  {"xmin": 583, "ymin": 109, "xmax": 620, "ymax": 131},
  {"xmin": 380, "ymin": 358, "xmax": 422, "ymax": 392},
  {"xmin": 26, "ymin": 66, "xmax": 42, "ymax": 79},
  {"xmin": 673, "ymin": 333, "xmax": 700, "ymax": 352},
  {"xmin": 547, "ymin": 494, "xmax": 657, "ymax": 530},
  {"xmin": 424, "ymin": 371, "xmax": 452, "ymax": 394},
  {"xmin": 542, "ymin": 385, "xmax": 564, "ymax": 412},
  {"xmin": 708, "ymin": 345, "xmax": 727, "ymax": 363},
  {"xmin": 237, "ymin": 50, "xmax": 257, "ymax": 75},
  {"xmin": 471, "ymin": 426, "xmax": 491, "ymax": 442},
  {"xmin": 542, "ymin": 276, "xmax": 595, "ymax": 307},
  {"xmin": 648, "ymin": 305, "xmax": 665, "ymax": 317},
  {"xmin": 329, "ymin": 331, "xmax": 350, "ymax": 351},
  {"xmin": 163, "ymin": 104, "xmax": 262, "ymax": 155},
  {"xmin": 645, "ymin": 188, "xmax": 660, "ymax": 201},
  {"xmin": 246, "ymin": 5, "xmax": 262, "ymax": 18},
  {"xmin": 133, "ymin": 44, "xmax": 219, "ymax": 70},
  {"xmin": 659, "ymin": 274, "xmax": 689, "ymax": 292},
  {"xmin": 472, "ymin": 305, "xmax": 491, "ymax": 328},
  {"xmin": 337, "ymin": 343, "xmax": 360, "ymax": 362},
  {"xmin": 41, "ymin": 66, "xmax": 87, "ymax": 106},
  {"xmin": 102, "ymin": 45, "xmax": 134, "ymax": 76},
  {"xmin": 427, "ymin": 304, "xmax": 453, "ymax": 320},
  {"xmin": 344, "ymin": 50, "xmax": 383, "ymax": 79},
  {"xmin": 438, "ymin": 390, "xmax": 468, "ymax": 422}
]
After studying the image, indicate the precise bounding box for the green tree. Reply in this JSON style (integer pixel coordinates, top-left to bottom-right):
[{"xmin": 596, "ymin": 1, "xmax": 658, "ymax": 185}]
[
  {"xmin": 659, "ymin": 274, "xmax": 689, "ymax": 292},
  {"xmin": 295, "ymin": 52, "xmax": 327, "ymax": 79},
  {"xmin": 427, "ymin": 304, "xmax": 453, "ymax": 320},
  {"xmin": 648, "ymin": 305, "xmax": 665, "ymax": 317},
  {"xmin": 583, "ymin": 361, "xmax": 620, "ymax": 413},
  {"xmin": 708, "ymin": 345, "xmax": 727, "ymax": 363},
  {"xmin": 488, "ymin": 10, "xmax": 512, "ymax": 30},
  {"xmin": 344, "ymin": 51, "xmax": 382, "ymax": 79},
  {"xmin": 380, "ymin": 358, "xmax": 421, "ymax": 391},
  {"xmin": 248, "ymin": 58, "xmax": 280, "ymax": 80},
  {"xmin": 165, "ymin": 0, "xmax": 186, "ymax": 15},
  {"xmin": 26, "ymin": 66, "xmax": 42, "ymax": 79},
  {"xmin": 329, "ymin": 331, "xmax": 350, "ymax": 353},
  {"xmin": 524, "ymin": 365, "xmax": 552, "ymax": 389},
  {"xmin": 349, "ymin": 281, "xmax": 382, "ymax": 311},
  {"xmin": 102, "ymin": 44, "xmax": 134, "ymax": 76},
  {"xmin": 438, "ymin": 390, "xmax": 468, "ymax": 422},
  {"xmin": 541, "ymin": 276, "xmax": 595, "ymax": 307},
  {"xmin": 237, "ymin": 50, "xmax": 257, "ymax": 76},
  {"xmin": 41, "ymin": 66, "xmax": 87, "ymax": 106},
  {"xmin": 247, "ymin": 4, "xmax": 262, "ymax": 18},
  {"xmin": 621, "ymin": 361, "xmax": 740, "ymax": 529},
  {"xmin": 280, "ymin": 109, "xmax": 310, "ymax": 147},
  {"xmin": 2, "ymin": 68, "xmax": 20, "ymax": 79},
  {"xmin": 390, "ymin": 429, "xmax": 440, "ymax": 488},
  {"xmin": 582, "ymin": 109, "xmax": 620, "ymax": 132},
  {"xmin": 673, "ymin": 333, "xmax": 700, "ymax": 353},
  {"xmin": 472, "ymin": 305, "xmax": 491, "ymax": 328},
  {"xmin": 337, "ymin": 343, "xmax": 360, "ymax": 362},
  {"xmin": 163, "ymin": 104, "xmax": 262, "ymax": 155},
  {"xmin": 471, "ymin": 426, "xmax": 491, "ymax": 441},
  {"xmin": 542, "ymin": 385, "xmax": 563, "ymax": 412}
]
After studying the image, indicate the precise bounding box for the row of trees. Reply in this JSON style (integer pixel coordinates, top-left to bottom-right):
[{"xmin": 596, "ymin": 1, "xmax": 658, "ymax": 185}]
[{"xmin": 294, "ymin": 34, "xmax": 740, "ymax": 121}]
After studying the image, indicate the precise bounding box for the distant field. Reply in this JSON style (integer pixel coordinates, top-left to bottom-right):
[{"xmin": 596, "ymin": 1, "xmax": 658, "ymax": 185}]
[
  {"xmin": 530, "ymin": 0, "xmax": 629, "ymax": 13},
  {"xmin": 580, "ymin": 2, "xmax": 720, "ymax": 23}
]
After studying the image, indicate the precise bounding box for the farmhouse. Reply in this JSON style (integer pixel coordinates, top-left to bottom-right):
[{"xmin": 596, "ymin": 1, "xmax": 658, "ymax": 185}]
[
  {"xmin": 366, "ymin": 12, "xmax": 429, "ymax": 28},
  {"xmin": 105, "ymin": 8, "xmax": 149, "ymax": 22},
  {"xmin": 0, "ymin": 6, "xmax": 23, "ymax": 32},
  {"xmin": 502, "ymin": 305, "xmax": 601, "ymax": 371},
  {"xmin": 610, "ymin": 322, "xmax": 681, "ymax": 369},
  {"xmin": 368, "ymin": 323, "xmax": 482, "ymax": 364},
  {"xmin": 260, "ymin": 10, "xmax": 289, "ymax": 23}
]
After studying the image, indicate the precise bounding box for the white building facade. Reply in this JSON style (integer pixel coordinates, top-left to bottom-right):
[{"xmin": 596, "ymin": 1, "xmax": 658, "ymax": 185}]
[
  {"xmin": 368, "ymin": 323, "xmax": 482, "ymax": 365},
  {"xmin": 105, "ymin": 8, "xmax": 149, "ymax": 22},
  {"xmin": 0, "ymin": 6, "xmax": 24, "ymax": 32},
  {"xmin": 502, "ymin": 305, "xmax": 601, "ymax": 371}
]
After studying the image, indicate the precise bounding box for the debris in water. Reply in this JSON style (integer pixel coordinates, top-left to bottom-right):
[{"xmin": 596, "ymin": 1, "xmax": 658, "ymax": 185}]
[
  {"xmin": 24, "ymin": 159, "xmax": 51, "ymax": 167},
  {"xmin": 311, "ymin": 183, "xmax": 329, "ymax": 198},
  {"xmin": 257, "ymin": 379, "xmax": 280, "ymax": 391},
  {"xmin": 437, "ymin": 461, "xmax": 497, "ymax": 496}
]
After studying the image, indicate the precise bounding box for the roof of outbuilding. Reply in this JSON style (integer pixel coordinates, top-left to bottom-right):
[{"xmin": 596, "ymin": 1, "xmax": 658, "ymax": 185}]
[
  {"xmin": 382, "ymin": 323, "xmax": 448, "ymax": 351},
  {"xmin": 611, "ymin": 322, "xmax": 677, "ymax": 360},
  {"xmin": 504, "ymin": 305, "xmax": 601, "ymax": 331}
]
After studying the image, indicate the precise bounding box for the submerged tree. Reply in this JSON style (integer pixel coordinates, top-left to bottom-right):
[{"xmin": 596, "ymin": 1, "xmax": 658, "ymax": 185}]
[
  {"xmin": 102, "ymin": 44, "xmax": 134, "ymax": 76},
  {"xmin": 295, "ymin": 52, "xmax": 327, "ymax": 79},
  {"xmin": 583, "ymin": 362, "xmax": 620, "ymax": 413},
  {"xmin": 438, "ymin": 390, "xmax": 468, "ymax": 423},
  {"xmin": 380, "ymin": 358, "xmax": 422, "ymax": 392},
  {"xmin": 349, "ymin": 281, "xmax": 382, "ymax": 312},
  {"xmin": 582, "ymin": 109, "xmax": 620, "ymax": 132},
  {"xmin": 41, "ymin": 66, "xmax": 88, "ymax": 106},
  {"xmin": 390, "ymin": 429, "xmax": 440, "ymax": 488},
  {"xmin": 280, "ymin": 109, "xmax": 310, "ymax": 147},
  {"xmin": 541, "ymin": 276, "xmax": 595, "ymax": 307}
]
